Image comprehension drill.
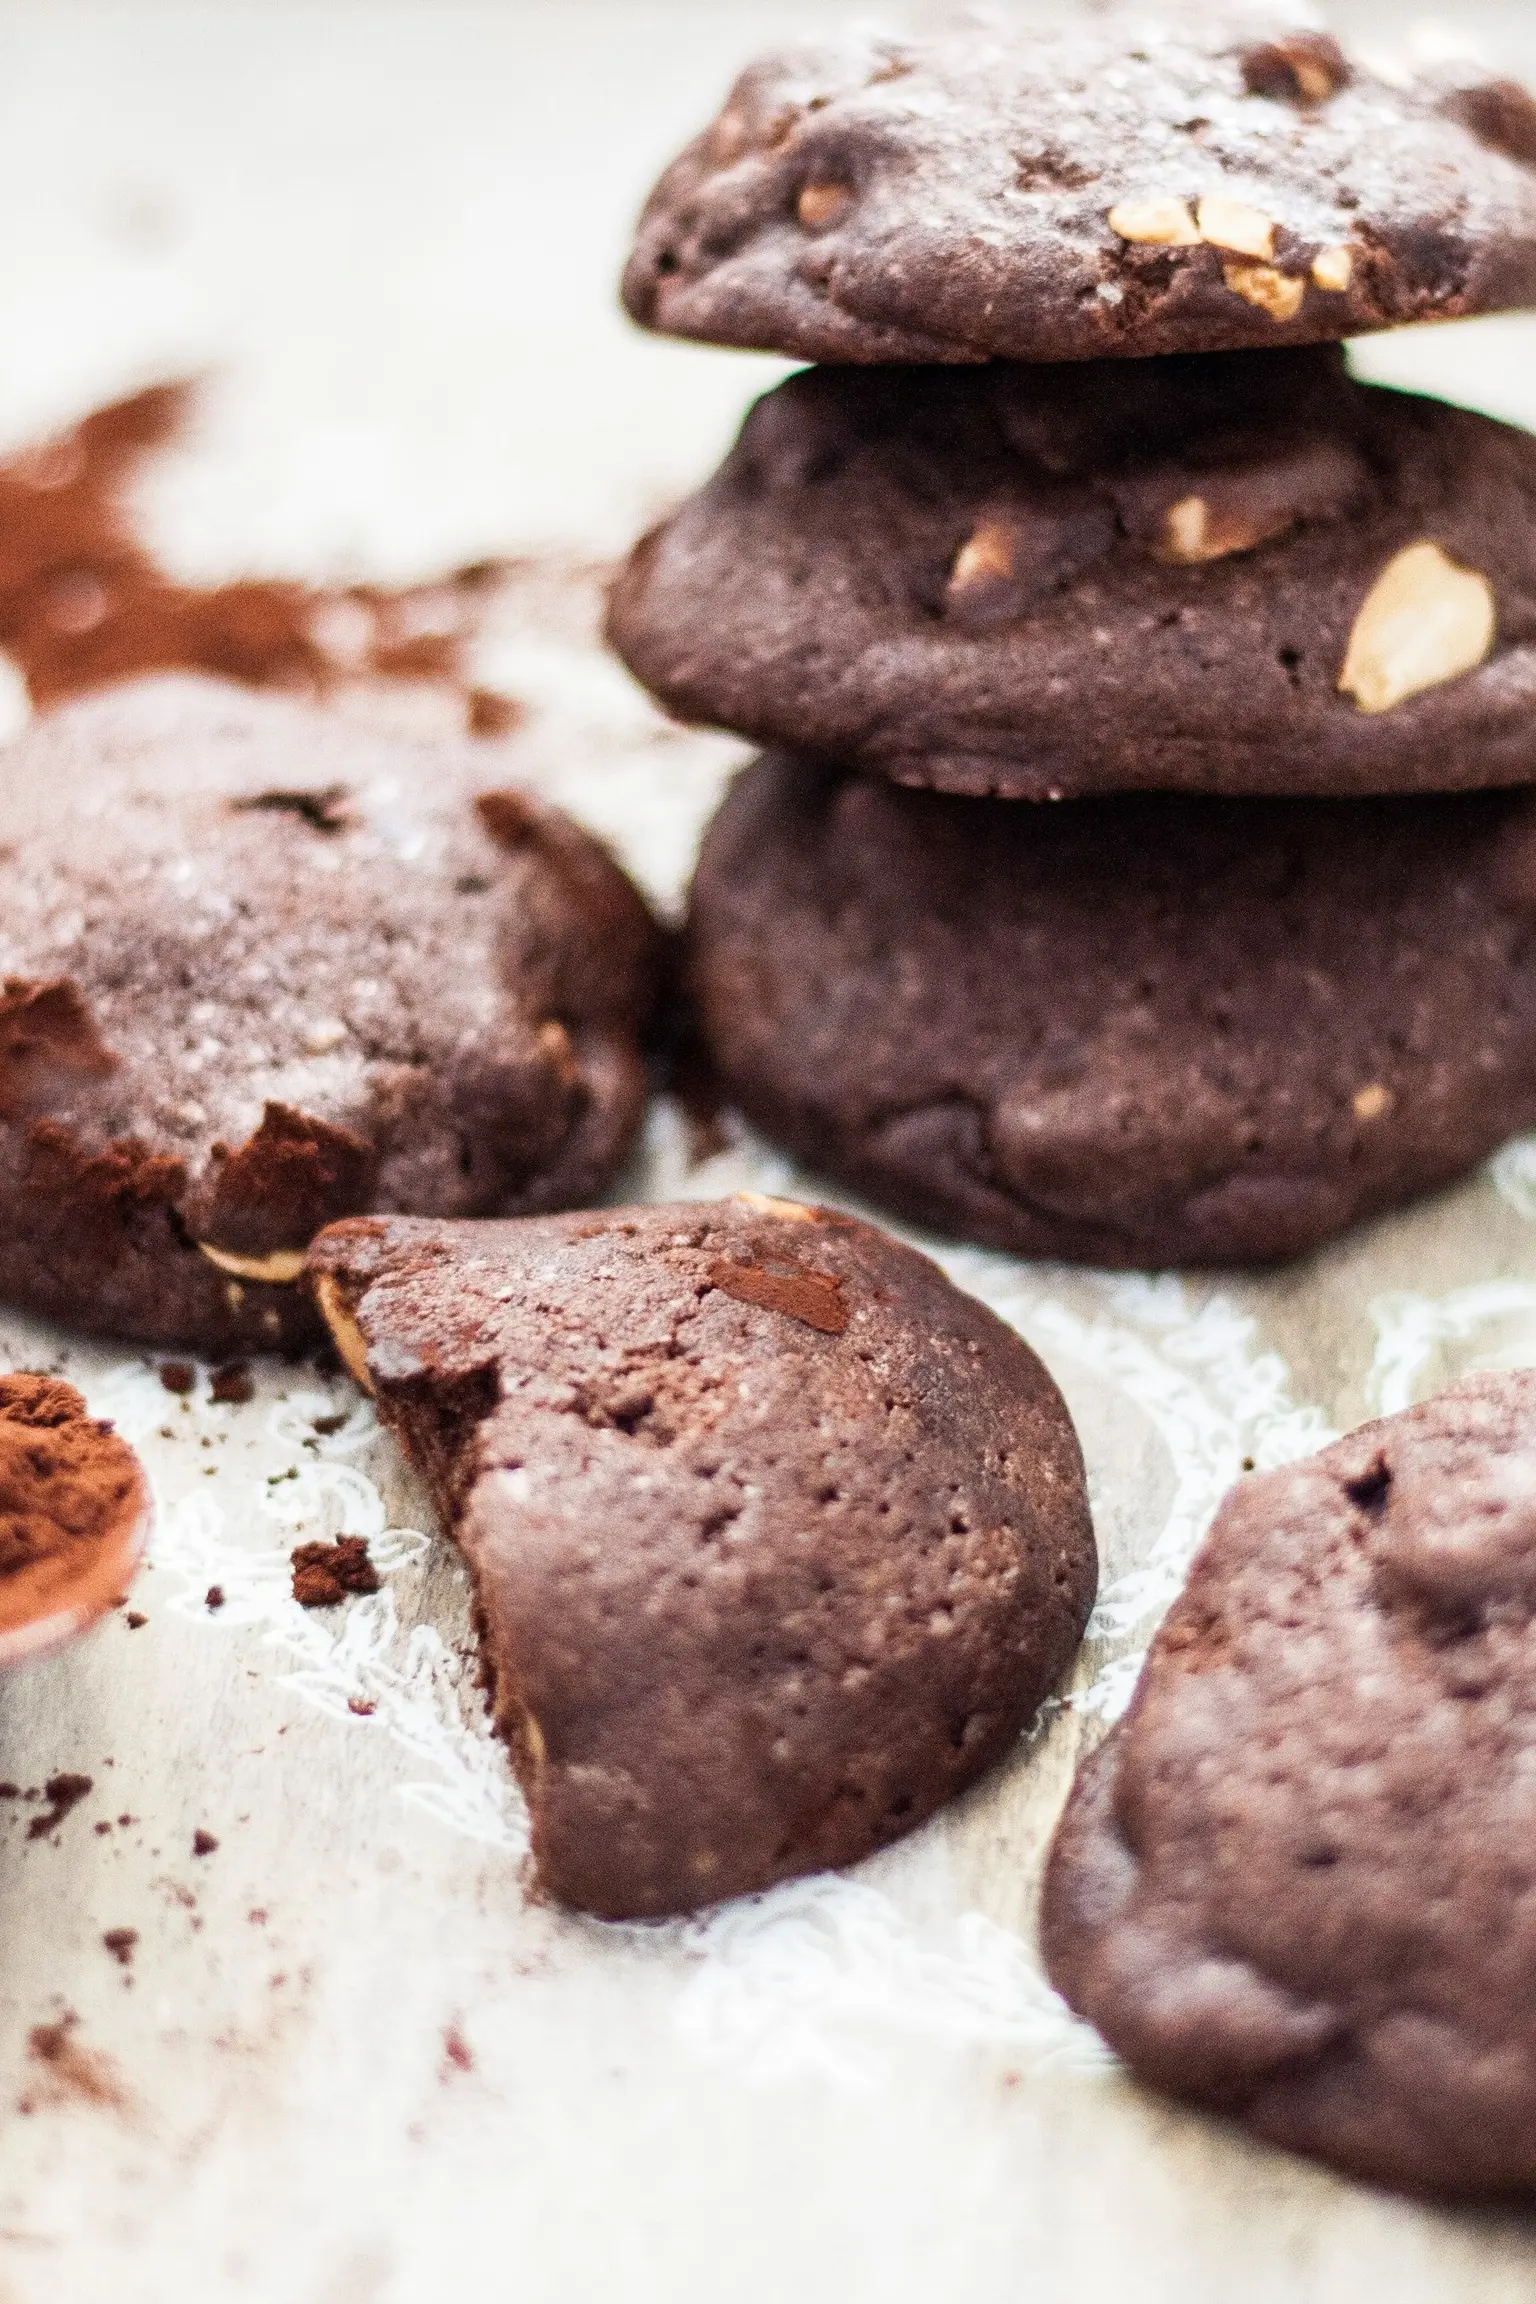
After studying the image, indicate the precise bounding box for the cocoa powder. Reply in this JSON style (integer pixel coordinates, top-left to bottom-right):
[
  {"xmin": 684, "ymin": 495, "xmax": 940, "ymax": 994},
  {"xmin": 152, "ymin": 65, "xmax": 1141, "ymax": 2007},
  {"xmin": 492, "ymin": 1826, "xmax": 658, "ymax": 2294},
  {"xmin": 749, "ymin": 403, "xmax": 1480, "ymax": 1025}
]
[
  {"xmin": 0, "ymin": 381, "xmax": 527, "ymax": 730},
  {"xmin": 0, "ymin": 1375, "xmax": 147, "ymax": 1634}
]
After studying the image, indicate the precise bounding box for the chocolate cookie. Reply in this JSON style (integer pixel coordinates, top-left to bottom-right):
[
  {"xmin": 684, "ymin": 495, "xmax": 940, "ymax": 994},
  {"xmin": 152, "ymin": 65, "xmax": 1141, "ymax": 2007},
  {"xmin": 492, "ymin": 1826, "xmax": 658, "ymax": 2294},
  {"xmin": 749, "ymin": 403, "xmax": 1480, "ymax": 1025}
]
[
  {"xmin": 1042, "ymin": 1373, "xmax": 1536, "ymax": 2199},
  {"xmin": 610, "ymin": 350, "xmax": 1536, "ymax": 800},
  {"xmin": 623, "ymin": 10, "xmax": 1536, "ymax": 366},
  {"xmin": 0, "ymin": 676, "xmax": 660, "ymax": 1354},
  {"xmin": 686, "ymin": 754, "xmax": 1536, "ymax": 1268},
  {"xmin": 306, "ymin": 1196, "xmax": 1095, "ymax": 1918}
]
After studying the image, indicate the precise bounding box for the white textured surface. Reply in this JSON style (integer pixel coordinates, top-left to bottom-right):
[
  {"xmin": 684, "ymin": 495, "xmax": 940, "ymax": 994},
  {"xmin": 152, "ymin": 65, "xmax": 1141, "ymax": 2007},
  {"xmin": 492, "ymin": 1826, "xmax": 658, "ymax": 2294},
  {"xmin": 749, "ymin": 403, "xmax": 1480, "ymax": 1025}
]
[{"xmin": 2, "ymin": 6, "xmax": 1536, "ymax": 2301}]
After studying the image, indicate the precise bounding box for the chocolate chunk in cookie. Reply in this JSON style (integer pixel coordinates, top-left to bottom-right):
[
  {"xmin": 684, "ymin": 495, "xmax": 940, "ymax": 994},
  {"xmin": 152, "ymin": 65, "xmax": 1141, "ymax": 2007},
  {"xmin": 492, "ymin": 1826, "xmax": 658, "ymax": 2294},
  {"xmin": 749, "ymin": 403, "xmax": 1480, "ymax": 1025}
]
[
  {"xmin": 306, "ymin": 1198, "xmax": 1095, "ymax": 1918},
  {"xmin": 685, "ymin": 754, "xmax": 1536, "ymax": 1268},
  {"xmin": 609, "ymin": 351, "xmax": 1536, "ymax": 800},
  {"xmin": 0, "ymin": 676, "xmax": 660, "ymax": 1353},
  {"xmin": 623, "ymin": 10, "xmax": 1536, "ymax": 365},
  {"xmin": 1043, "ymin": 1373, "xmax": 1536, "ymax": 2199}
]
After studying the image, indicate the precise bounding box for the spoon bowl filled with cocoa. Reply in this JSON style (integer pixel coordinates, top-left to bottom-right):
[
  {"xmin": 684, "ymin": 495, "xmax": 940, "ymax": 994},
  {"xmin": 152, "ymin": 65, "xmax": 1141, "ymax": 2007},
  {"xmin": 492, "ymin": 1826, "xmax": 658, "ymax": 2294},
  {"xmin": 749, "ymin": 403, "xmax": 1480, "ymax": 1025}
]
[{"xmin": 0, "ymin": 1373, "xmax": 150, "ymax": 1670}]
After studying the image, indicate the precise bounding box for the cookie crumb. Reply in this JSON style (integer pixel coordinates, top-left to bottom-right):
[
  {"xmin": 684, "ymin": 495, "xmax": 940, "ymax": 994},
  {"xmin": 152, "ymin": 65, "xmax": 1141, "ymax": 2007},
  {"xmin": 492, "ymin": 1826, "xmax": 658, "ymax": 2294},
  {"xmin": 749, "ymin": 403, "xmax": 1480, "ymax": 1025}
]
[
  {"xmin": 126, "ymin": 1610, "xmax": 147, "ymax": 1628},
  {"xmin": 191, "ymin": 1829, "xmax": 219, "ymax": 1858},
  {"xmin": 209, "ymin": 1363, "xmax": 254, "ymax": 1405},
  {"xmin": 442, "ymin": 2022, "xmax": 474, "ymax": 2075},
  {"xmin": 101, "ymin": 1928, "xmax": 137, "ymax": 1967},
  {"xmin": 26, "ymin": 1771, "xmax": 93, "ymax": 1840},
  {"xmin": 291, "ymin": 1536, "xmax": 381, "ymax": 1607},
  {"xmin": 158, "ymin": 1361, "xmax": 196, "ymax": 1395},
  {"xmin": 204, "ymin": 1584, "xmax": 225, "ymax": 1611}
]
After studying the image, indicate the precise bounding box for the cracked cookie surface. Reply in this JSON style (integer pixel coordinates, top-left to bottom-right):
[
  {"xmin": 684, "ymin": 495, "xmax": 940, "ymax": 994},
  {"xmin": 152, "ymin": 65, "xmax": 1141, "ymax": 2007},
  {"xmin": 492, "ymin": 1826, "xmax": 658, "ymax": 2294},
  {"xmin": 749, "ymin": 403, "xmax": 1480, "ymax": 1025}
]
[
  {"xmin": 0, "ymin": 676, "xmax": 659, "ymax": 1352},
  {"xmin": 685, "ymin": 753, "xmax": 1536, "ymax": 1267},
  {"xmin": 622, "ymin": 6, "xmax": 1536, "ymax": 367},
  {"xmin": 1043, "ymin": 1372, "xmax": 1536, "ymax": 2199},
  {"xmin": 306, "ymin": 1198, "xmax": 1095, "ymax": 1918}
]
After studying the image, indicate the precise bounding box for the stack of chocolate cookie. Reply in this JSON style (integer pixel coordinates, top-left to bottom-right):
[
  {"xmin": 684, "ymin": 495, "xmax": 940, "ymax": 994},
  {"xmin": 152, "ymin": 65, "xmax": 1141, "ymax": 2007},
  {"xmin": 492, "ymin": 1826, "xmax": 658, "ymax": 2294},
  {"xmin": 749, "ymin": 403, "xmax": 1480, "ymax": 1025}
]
[{"xmin": 611, "ymin": 6, "xmax": 1536, "ymax": 1268}]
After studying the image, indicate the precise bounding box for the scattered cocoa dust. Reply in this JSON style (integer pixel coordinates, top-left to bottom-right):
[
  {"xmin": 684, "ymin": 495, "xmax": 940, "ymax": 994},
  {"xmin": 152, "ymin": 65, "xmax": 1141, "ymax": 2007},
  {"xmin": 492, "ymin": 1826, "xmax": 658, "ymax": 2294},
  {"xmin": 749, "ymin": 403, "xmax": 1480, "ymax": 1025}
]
[
  {"xmin": 23, "ymin": 2013, "xmax": 127, "ymax": 2111},
  {"xmin": 0, "ymin": 380, "xmax": 531, "ymax": 734},
  {"xmin": 291, "ymin": 1535, "xmax": 381, "ymax": 1607},
  {"xmin": 0, "ymin": 1373, "xmax": 147, "ymax": 1634}
]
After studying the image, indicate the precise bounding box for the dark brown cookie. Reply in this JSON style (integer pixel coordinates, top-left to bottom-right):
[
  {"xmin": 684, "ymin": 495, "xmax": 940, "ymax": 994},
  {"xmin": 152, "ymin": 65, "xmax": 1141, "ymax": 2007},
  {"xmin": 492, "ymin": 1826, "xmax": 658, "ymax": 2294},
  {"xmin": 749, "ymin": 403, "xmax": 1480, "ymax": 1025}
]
[
  {"xmin": 609, "ymin": 351, "xmax": 1536, "ymax": 800},
  {"xmin": 685, "ymin": 754, "xmax": 1536, "ymax": 1268},
  {"xmin": 306, "ymin": 1197, "xmax": 1095, "ymax": 1918},
  {"xmin": 1042, "ymin": 1373, "xmax": 1536, "ymax": 2199},
  {"xmin": 623, "ymin": 9, "xmax": 1536, "ymax": 365},
  {"xmin": 0, "ymin": 676, "xmax": 660, "ymax": 1353}
]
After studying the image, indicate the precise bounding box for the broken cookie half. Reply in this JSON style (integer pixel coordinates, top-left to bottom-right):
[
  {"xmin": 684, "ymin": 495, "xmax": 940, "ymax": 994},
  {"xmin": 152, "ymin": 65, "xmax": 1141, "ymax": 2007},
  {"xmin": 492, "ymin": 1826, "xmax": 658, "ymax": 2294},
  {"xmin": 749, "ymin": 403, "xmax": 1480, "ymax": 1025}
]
[{"xmin": 307, "ymin": 1196, "xmax": 1095, "ymax": 1918}]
